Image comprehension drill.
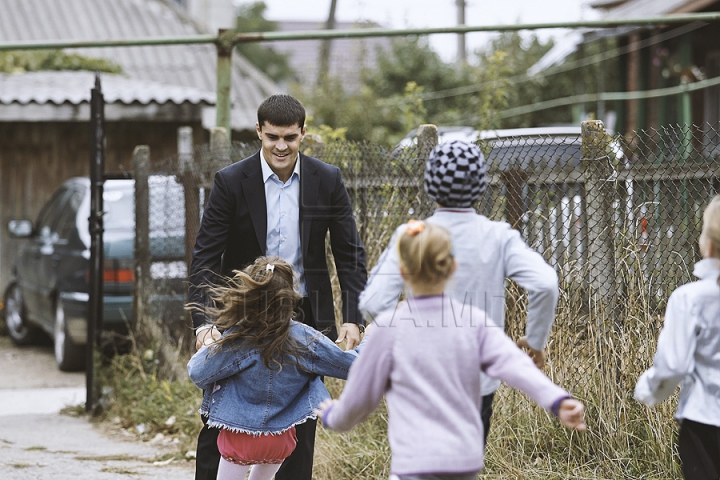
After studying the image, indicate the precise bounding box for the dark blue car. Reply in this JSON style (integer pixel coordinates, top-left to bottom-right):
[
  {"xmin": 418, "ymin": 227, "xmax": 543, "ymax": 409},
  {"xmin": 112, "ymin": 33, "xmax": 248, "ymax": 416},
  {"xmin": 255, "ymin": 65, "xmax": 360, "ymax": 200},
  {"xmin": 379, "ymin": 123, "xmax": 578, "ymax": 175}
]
[{"xmin": 3, "ymin": 177, "xmax": 185, "ymax": 371}]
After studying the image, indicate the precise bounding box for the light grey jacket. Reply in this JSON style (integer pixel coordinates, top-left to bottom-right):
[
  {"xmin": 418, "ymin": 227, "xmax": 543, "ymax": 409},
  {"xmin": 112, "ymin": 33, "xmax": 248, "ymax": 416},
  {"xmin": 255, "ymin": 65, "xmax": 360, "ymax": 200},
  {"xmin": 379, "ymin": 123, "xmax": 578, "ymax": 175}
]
[
  {"xmin": 635, "ymin": 258, "xmax": 720, "ymax": 426},
  {"xmin": 359, "ymin": 208, "xmax": 559, "ymax": 395}
]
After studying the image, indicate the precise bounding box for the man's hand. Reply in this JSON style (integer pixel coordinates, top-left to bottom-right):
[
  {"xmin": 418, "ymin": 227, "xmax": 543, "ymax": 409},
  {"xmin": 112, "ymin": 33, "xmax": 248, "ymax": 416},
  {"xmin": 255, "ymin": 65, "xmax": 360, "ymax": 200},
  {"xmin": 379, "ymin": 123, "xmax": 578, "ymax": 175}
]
[
  {"xmin": 517, "ymin": 336, "xmax": 546, "ymax": 368},
  {"xmin": 336, "ymin": 323, "xmax": 361, "ymax": 350},
  {"xmin": 195, "ymin": 326, "xmax": 221, "ymax": 351},
  {"xmin": 558, "ymin": 398, "xmax": 586, "ymax": 431}
]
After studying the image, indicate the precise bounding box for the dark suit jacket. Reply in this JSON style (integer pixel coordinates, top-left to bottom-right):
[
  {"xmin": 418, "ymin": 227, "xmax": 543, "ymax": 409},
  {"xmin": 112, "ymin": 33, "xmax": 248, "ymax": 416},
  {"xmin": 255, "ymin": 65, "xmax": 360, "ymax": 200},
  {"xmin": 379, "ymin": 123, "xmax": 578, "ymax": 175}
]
[{"xmin": 189, "ymin": 151, "xmax": 367, "ymax": 331}]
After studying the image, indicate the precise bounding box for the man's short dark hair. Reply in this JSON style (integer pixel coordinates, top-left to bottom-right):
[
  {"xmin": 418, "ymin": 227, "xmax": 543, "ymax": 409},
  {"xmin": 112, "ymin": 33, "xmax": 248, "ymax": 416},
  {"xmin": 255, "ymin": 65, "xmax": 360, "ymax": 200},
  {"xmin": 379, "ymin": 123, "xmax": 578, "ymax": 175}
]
[{"xmin": 257, "ymin": 94, "xmax": 306, "ymax": 129}]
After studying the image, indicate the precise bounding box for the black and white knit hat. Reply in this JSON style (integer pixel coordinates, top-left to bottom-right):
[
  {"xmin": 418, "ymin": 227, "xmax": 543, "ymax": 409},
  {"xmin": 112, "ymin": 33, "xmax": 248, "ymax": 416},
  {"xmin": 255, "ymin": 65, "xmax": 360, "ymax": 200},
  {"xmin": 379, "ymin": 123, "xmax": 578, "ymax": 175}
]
[{"xmin": 424, "ymin": 140, "xmax": 487, "ymax": 208}]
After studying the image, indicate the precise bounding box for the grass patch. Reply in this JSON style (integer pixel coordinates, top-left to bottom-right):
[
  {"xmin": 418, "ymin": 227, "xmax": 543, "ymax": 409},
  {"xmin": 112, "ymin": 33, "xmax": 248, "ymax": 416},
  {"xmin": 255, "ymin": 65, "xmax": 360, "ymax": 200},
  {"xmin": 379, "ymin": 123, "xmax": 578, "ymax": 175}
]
[
  {"xmin": 94, "ymin": 348, "xmax": 202, "ymax": 460},
  {"xmin": 60, "ymin": 403, "xmax": 86, "ymax": 417},
  {"xmin": 10, "ymin": 462, "xmax": 35, "ymax": 469},
  {"xmin": 100, "ymin": 466, "xmax": 137, "ymax": 474},
  {"xmin": 25, "ymin": 446, "xmax": 46, "ymax": 451},
  {"xmin": 74, "ymin": 454, "xmax": 136, "ymax": 462}
]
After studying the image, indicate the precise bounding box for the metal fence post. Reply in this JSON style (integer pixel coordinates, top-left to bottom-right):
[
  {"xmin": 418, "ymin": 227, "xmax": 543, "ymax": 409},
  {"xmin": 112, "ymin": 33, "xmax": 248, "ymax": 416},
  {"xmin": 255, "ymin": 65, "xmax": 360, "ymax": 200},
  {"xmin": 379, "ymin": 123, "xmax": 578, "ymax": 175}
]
[
  {"xmin": 87, "ymin": 75, "xmax": 105, "ymax": 413},
  {"xmin": 581, "ymin": 120, "xmax": 616, "ymax": 314}
]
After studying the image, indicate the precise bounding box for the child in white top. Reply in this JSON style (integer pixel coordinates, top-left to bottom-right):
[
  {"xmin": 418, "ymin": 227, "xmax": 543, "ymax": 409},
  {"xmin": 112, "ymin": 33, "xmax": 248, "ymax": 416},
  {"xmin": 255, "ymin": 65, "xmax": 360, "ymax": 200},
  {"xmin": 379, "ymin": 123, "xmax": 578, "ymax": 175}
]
[
  {"xmin": 316, "ymin": 221, "xmax": 585, "ymax": 480},
  {"xmin": 635, "ymin": 196, "xmax": 720, "ymax": 479}
]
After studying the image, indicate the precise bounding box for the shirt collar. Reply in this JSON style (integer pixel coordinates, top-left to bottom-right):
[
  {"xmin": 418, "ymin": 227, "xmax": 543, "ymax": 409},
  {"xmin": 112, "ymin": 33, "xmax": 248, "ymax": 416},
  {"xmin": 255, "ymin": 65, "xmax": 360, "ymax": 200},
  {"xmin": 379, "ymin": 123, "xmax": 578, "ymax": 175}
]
[
  {"xmin": 693, "ymin": 258, "xmax": 720, "ymax": 280},
  {"xmin": 260, "ymin": 151, "xmax": 301, "ymax": 183},
  {"xmin": 435, "ymin": 207, "xmax": 475, "ymax": 214}
]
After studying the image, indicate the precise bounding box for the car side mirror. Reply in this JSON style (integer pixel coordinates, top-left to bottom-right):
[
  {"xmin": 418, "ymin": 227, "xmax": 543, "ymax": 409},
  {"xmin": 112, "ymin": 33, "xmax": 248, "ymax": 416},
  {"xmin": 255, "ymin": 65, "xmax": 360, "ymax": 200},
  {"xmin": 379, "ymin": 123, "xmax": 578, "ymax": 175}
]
[{"xmin": 8, "ymin": 219, "xmax": 33, "ymax": 238}]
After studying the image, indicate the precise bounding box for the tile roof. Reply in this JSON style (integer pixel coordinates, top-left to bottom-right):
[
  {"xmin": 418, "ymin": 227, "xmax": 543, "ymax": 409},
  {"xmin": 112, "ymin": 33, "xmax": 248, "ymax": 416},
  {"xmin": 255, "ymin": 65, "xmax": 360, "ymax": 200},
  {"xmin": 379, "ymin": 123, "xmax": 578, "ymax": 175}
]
[{"xmin": 0, "ymin": 0, "xmax": 282, "ymax": 129}]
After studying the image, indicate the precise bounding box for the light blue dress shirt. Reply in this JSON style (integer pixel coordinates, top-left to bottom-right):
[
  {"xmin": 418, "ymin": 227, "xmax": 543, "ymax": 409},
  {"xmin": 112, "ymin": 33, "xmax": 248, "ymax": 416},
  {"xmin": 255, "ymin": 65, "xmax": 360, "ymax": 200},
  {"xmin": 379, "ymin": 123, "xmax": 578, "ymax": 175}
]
[{"xmin": 261, "ymin": 153, "xmax": 305, "ymax": 295}]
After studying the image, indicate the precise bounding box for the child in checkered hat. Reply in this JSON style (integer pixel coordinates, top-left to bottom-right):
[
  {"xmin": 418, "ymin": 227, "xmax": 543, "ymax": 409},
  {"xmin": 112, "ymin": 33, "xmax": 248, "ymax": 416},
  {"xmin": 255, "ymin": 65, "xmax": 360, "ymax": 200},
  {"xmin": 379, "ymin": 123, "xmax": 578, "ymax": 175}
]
[
  {"xmin": 315, "ymin": 220, "xmax": 585, "ymax": 480},
  {"xmin": 359, "ymin": 140, "xmax": 561, "ymax": 442}
]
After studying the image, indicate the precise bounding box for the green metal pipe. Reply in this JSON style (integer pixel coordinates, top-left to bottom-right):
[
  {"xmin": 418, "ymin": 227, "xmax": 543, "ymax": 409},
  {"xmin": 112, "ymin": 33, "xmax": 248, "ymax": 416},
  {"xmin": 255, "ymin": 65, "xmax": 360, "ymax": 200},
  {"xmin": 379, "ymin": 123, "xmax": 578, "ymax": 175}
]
[
  {"xmin": 0, "ymin": 35, "xmax": 217, "ymax": 51},
  {"xmin": 216, "ymin": 31, "xmax": 233, "ymax": 139},
  {"xmin": 1, "ymin": 13, "xmax": 720, "ymax": 51},
  {"xmin": 499, "ymin": 74, "xmax": 720, "ymax": 118},
  {"xmin": 231, "ymin": 12, "xmax": 720, "ymax": 43}
]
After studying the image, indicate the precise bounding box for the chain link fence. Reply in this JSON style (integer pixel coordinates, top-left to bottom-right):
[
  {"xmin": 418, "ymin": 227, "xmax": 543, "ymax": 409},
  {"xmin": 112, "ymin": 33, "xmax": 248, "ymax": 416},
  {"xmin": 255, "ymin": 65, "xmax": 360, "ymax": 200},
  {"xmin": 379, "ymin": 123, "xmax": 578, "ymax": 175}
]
[{"xmin": 130, "ymin": 121, "xmax": 718, "ymax": 472}]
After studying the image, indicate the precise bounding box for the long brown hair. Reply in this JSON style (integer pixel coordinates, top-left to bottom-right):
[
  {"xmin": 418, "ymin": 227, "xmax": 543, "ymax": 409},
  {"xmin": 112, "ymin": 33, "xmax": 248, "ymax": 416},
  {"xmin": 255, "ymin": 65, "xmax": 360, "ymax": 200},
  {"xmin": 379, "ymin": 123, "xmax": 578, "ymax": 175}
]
[{"xmin": 187, "ymin": 256, "xmax": 302, "ymax": 369}]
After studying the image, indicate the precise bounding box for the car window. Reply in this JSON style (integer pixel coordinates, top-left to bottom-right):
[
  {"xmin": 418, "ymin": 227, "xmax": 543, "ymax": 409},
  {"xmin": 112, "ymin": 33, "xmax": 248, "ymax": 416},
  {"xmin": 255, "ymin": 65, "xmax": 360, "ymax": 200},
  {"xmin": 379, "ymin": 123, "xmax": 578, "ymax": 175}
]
[
  {"xmin": 56, "ymin": 189, "xmax": 84, "ymax": 240},
  {"xmin": 103, "ymin": 187, "xmax": 134, "ymax": 230},
  {"xmin": 487, "ymin": 142, "xmax": 582, "ymax": 169},
  {"xmin": 35, "ymin": 187, "xmax": 72, "ymax": 235}
]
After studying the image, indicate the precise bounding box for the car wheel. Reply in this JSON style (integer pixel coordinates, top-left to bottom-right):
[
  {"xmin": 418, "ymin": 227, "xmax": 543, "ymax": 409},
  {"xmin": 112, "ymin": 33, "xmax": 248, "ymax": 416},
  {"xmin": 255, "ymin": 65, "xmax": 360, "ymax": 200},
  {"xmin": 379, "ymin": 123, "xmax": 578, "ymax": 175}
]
[
  {"xmin": 4, "ymin": 283, "xmax": 38, "ymax": 345},
  {"xmin": 54, "ymin": 299, "xmax": 85, "ymax": 371}
]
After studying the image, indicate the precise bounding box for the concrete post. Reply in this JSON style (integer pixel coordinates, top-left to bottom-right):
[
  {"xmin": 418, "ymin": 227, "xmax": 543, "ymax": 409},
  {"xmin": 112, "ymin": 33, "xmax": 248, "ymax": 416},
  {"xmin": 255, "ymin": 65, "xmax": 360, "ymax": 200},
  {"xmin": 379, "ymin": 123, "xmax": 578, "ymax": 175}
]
[
  {"xmin": 178, "ymin": 127, "xmax": 199, "ymax": 274},
  {"xmin": 132, "ymin": 145, "xmax": 151, "ymax": 346},
  {"xmin": 416, "ymin": 124, "xmax": 439, "ymax": 217},
  {"xmin": 581, "ymin": 120, "xmax": 616, "ymax": 314}
]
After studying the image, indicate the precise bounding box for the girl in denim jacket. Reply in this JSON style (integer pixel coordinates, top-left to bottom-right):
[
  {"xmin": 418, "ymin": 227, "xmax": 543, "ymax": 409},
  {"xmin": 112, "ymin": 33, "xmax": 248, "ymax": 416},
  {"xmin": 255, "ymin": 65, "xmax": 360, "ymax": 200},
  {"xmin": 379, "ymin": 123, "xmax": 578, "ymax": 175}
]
[{"xmin": 188, "ymin": 256, "xmax": 364, "ymax": 480}]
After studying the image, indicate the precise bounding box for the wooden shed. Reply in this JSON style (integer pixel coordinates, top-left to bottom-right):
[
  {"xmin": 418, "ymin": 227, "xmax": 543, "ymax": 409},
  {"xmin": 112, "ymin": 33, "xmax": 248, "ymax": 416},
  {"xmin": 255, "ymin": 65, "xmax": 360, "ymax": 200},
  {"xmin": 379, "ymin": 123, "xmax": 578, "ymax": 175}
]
[{"xmin": 0, "ymin": 0, "xmax": 282, "ymax": 294}]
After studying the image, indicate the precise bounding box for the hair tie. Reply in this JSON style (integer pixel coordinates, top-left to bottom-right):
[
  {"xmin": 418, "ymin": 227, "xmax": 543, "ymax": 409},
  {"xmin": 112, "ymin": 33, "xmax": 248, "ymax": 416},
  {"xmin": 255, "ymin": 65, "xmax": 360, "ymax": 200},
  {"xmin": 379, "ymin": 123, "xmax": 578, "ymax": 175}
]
[
  {"xmin": 405, "ymin": 219, "xmax": 425, "ymax": 236},
  {"xmin": 266, "ymin": 264, "xmax": 275, "ymax": 273}
]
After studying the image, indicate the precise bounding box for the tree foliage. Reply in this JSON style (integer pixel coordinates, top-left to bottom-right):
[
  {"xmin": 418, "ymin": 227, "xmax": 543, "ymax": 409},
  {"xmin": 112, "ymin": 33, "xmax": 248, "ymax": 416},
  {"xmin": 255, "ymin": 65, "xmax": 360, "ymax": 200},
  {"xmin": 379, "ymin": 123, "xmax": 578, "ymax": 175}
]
[
  {"xmin": 301, "ymin": 36, "xmax": 472, "ymax": 144},
  {"xmin": 298, "ymin": 29, "xmax": 615, "ymax": 145},
  {"xmin": 0, "ymin": 50, "xmax": 122, "ymax": 74},
  {"xmin": 235, "ymin": 1, "xmax": 294, "ymax": 83}
]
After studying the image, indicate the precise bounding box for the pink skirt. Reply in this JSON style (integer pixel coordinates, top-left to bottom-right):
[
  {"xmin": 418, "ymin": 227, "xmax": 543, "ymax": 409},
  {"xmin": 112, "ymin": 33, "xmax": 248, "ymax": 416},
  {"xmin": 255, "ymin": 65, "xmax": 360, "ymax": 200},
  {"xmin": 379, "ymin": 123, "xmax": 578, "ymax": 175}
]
[{"xmin": 217, "ymin": 427, "xmax": 297, "ymax": 466}]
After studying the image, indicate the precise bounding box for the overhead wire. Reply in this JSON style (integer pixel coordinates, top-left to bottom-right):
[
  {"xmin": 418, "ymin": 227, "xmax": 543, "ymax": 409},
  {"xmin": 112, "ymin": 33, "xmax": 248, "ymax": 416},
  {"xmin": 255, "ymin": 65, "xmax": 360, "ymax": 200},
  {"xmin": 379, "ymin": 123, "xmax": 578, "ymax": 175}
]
[{"xmin": 373, "ymin": 20, "xmax": 707, "ymax": 111}]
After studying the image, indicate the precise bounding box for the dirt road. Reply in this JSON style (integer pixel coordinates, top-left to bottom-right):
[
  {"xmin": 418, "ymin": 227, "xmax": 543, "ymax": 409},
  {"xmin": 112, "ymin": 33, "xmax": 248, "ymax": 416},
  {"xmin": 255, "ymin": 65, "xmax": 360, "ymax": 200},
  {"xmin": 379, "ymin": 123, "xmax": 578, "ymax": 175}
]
[{"xmin": 0, "ymin": 336, "xmax": 195, "ymax": 479}]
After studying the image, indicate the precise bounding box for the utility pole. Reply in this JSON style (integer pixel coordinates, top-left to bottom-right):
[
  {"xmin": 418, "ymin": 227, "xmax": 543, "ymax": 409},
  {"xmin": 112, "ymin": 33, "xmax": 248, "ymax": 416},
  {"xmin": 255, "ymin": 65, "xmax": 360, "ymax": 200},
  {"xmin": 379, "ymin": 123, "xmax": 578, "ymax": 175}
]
[
  {"xmin": 317, "ymin": 0, "xmax": 338, "ymax": 87},
  {"xmin": 456, "ymin": 0, "xmax": 466, "ymax": 66}
]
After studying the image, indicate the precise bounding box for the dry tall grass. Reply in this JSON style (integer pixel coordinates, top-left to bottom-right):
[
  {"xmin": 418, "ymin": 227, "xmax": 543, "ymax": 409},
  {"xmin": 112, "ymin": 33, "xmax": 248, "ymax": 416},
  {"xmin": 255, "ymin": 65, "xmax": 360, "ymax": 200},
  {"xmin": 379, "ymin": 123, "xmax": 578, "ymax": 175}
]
[{"xmin": 316, "ymin": 242, "xmax": 686, "ymax": 479}]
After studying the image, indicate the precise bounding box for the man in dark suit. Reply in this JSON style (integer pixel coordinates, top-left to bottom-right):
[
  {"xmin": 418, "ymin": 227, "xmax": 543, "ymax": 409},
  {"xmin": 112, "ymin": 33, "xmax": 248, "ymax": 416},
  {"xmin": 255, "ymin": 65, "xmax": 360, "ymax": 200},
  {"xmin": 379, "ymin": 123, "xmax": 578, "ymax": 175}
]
[{"xmin": 188, "ymin": 94, "xmax": 367, "ymax": 480}]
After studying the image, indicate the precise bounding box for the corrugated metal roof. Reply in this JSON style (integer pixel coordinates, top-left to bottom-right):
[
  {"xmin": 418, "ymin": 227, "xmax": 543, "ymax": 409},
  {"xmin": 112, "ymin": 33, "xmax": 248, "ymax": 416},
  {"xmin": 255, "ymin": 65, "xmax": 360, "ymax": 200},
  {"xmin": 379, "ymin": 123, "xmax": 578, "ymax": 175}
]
[
  {"xmin": 600, "ymin": 0, "xmax": 717, "ymax": 19},
  {"xmin": 0, "ymin": 71, "xmax": 214, "ymax": 105},
  {"xmin": 0, "ymin": 0, "xmax": 282, "ymax": 130}
]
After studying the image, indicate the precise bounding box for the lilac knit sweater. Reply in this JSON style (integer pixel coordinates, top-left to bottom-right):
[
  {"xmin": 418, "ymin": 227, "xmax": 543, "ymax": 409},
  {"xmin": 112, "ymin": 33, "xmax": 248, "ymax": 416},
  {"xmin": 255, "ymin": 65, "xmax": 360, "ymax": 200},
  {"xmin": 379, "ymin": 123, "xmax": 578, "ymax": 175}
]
[{"xmin": 323, "ymin": 295, "xmax": 570, "ymax": 476}]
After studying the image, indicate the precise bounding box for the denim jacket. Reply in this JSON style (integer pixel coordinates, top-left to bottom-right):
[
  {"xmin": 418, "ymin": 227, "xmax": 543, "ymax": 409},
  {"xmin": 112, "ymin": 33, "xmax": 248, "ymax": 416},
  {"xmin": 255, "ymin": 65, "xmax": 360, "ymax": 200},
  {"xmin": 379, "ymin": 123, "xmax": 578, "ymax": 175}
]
[{"xmin": 188, "ymin": 321, "xmax": 362, "ymax": 435}]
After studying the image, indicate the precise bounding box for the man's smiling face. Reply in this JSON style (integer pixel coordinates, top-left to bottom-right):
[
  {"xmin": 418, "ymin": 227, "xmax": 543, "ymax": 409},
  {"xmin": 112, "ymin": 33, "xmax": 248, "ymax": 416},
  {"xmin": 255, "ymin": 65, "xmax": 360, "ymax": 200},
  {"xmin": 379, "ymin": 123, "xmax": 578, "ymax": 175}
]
[{"xmin": 257, "ymin": 121, "xmax": 305, "ymax": 183}]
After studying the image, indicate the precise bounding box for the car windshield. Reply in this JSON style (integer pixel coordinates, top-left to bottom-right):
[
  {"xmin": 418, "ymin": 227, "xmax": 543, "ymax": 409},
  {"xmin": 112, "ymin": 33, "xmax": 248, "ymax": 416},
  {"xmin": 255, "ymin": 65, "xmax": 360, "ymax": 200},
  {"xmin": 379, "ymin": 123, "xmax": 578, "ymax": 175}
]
[{"xmin": 103, "ymin": 185, "xmax": 134, "ymax": 230}]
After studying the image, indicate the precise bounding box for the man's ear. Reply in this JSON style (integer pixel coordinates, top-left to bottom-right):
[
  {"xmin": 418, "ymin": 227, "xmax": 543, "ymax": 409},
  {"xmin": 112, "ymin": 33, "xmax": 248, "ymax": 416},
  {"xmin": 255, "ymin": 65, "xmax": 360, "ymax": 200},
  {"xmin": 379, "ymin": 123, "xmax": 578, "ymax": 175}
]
[{"xmin": 256, "ymin": 122, "xmax": 263, "ymax": 140}]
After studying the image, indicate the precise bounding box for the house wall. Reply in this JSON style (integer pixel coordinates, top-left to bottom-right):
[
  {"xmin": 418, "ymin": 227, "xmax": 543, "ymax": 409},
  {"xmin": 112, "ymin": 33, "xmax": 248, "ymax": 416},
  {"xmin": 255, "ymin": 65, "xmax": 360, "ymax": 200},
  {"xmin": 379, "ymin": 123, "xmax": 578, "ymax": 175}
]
[{"xmin": 0, "ymin": 121, "xmax": 206, "ymax": 295}]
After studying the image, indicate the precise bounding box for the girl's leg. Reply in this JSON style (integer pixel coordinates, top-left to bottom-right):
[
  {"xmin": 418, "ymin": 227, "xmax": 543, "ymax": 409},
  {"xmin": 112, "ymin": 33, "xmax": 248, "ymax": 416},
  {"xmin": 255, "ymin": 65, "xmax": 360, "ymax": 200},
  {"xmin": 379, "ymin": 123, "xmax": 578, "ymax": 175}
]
[
  {"xmin": 678, "ymin": 419, "xmax": 720, "ymax": 480},
  {"xmin": 216, "ymin": 457, "xmax": 251, "ymax": 480},
  {"xmin": 248, "ymin": 464, "xmax": 282, "ymax": 480}
]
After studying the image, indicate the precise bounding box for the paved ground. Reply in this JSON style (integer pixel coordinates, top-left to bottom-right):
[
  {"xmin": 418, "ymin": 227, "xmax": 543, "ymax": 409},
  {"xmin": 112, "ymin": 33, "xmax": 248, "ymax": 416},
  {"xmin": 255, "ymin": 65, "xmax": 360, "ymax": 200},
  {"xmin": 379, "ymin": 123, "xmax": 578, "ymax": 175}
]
[{"xmin": 0, "ymin": 335, "xmax": 195, "ymax": 479}]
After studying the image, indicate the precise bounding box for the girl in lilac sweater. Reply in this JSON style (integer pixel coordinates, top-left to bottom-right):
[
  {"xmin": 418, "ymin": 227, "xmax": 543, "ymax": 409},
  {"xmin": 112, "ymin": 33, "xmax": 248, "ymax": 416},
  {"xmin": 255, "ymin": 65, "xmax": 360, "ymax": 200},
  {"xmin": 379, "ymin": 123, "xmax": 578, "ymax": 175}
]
[{"xmin": 316, "ymin": 221, "xmax": 586, "ymax": 479}]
